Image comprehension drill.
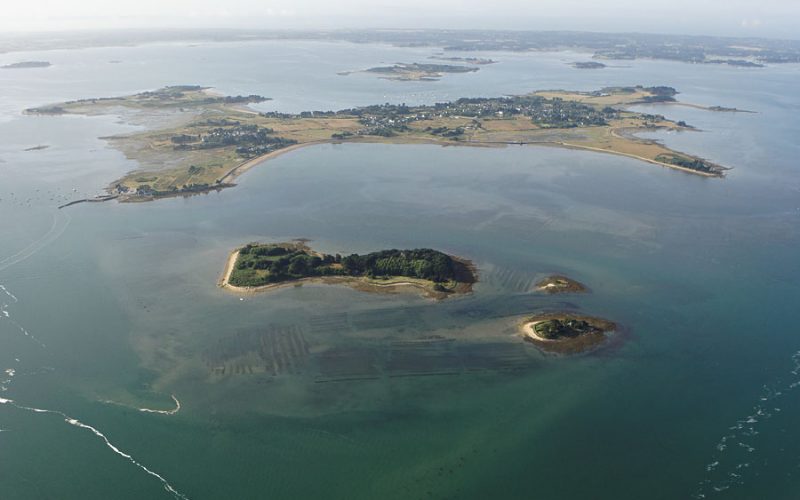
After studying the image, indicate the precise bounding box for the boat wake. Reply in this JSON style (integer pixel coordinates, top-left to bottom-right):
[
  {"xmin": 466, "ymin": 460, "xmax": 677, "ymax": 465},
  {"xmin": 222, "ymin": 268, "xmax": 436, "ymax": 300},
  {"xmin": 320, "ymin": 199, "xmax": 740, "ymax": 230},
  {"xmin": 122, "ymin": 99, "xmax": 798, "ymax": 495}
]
[
  {"xmin": 0, "ymin": 211, "xmax": 71, "ymax": 349},
  {"xmin": 0, "ymin": 397, "xmax": 190, "ymax": 499},
  {"xmin": 693, "ymin": 349, "xmax": 800, "ymax": 498},
  {"xmin": 0, "ymin": 210, "xmax": 71, "ymax": 273}
]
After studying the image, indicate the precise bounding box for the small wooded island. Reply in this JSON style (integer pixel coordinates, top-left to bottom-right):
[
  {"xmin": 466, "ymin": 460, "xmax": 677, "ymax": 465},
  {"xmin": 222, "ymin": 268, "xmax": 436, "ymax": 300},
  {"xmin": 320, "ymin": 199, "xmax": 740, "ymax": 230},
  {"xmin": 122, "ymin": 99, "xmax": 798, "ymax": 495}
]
[
  {"xmin": 2, "ymin": 61, "xmax": 51, "ymax": 69},
  {"xmin": 221, "ymin": 242, "xmax": 476, "ymax": 299},
  {"xmin": 572, "ymin": 61, "xmax": 606, "ymax": 69},
  {"xmin": 522, "ymin": 313, "xmax": 616, "ymax": 354},
  {"xmin": 361, "ymin": 62, "xmax": 479, "ymax": 81},
  {"xmin": 535, "ymin": 275, "xmax": 587, "ymax": 294}
]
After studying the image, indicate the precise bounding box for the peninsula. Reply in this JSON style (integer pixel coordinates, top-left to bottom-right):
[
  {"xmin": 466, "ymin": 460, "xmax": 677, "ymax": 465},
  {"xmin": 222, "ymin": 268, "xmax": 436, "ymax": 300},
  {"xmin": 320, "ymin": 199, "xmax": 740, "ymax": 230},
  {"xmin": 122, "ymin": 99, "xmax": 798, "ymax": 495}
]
[
  {"xmin": 521, "ymin": 313, "xmax": 616, "ymax": 354},
  {"xmin": 220, "ymin": 242, "xmax": 476, "ymax": 299},
  {"xmin": 26, "ymin": 84, "xmax": 728, "ymax": 203}
]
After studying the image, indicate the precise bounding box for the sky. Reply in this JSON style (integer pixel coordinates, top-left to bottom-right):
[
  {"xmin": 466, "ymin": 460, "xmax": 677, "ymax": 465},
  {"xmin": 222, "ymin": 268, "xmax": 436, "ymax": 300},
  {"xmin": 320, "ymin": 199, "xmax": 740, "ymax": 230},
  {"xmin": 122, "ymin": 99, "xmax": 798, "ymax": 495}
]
[{"xmin": 1, "ymin": 0, "xmax": 798, "ymax": 39}]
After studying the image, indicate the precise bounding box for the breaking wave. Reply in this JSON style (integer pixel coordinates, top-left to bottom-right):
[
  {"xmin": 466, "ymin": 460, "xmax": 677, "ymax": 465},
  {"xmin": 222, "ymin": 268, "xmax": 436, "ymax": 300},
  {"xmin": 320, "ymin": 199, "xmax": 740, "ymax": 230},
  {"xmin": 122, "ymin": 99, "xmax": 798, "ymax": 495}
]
[
  {"xmin": 0, "ymin": 397, "xmax": 189, "ymax": 499},
  {"xmin": 101, "ymin": 394, "xmax": 182, "ymax": 416},
  {"xmin": 693, "ymin": 349, "xmax": 800, "ymax": 498}
]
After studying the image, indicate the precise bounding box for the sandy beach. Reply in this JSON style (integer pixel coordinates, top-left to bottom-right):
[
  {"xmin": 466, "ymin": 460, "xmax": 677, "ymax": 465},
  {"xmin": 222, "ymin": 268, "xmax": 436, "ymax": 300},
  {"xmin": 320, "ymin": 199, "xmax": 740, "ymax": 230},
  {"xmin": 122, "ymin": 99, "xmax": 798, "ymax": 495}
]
[
  {"xmin": 521, "ymin": 321, "xmax": 556, "ymax": 342},
  {"xmin": 218, "ymin": 141, "xmax": 330, "ymax": 185}
]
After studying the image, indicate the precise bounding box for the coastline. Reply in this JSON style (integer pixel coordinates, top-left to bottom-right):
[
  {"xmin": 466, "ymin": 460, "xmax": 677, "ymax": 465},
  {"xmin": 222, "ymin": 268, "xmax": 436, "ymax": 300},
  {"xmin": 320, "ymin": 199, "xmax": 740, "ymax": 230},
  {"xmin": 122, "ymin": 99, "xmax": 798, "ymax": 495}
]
[
  {"xmin": 553, "ymin": 141, "xmax": 722, "ymax": 177},
  {"xmin": 209, "ymin": 133, "xmax": 722, "ymax": 196},
  {"xmin": 217, "ymin": 141, "xmax": 330, "ymax": 185},
  {"xmin": 215, "ymin": 136, "xmax": 503, "ymax": 186},
  {"xmin": 105, "ymin": 134, "xmax": 721, "ymax": 205}
]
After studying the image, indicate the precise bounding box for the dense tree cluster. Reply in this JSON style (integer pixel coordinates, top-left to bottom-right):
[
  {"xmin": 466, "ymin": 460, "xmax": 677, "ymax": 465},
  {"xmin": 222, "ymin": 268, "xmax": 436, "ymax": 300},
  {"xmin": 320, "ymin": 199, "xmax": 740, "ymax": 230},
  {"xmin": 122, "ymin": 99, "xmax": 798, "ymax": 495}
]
[
  {"xmin": 534, "ymin": 318, "xmax": 601, "ymax": 340},
  {"xmin": 340, "ymin": 249, "xmax": 456, "ymax": 282},
  {"xmin": 171, "ymin": 124, "xmax": 297, "ymax": 157},
  {"xmin": 230, "ymin": 245, "xmax": 459, "ymax": 287},
  {"xmin": 656, "ymin": 154, "xmax": 715, "ymax": 173}
]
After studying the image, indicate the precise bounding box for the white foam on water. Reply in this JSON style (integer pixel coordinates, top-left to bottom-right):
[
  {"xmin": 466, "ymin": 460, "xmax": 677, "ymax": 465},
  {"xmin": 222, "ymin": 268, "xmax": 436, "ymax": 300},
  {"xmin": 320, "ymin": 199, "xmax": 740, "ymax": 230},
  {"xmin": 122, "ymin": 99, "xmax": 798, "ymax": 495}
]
[
  {"xmin": 3, "ymin": 316, "xmax": 46, "ymax": 348},
  {"xmin": 0, "ymin": 285, "xmax": 18, "ymax": 303},
  {"xmin": 693, "ymin": 349, "xmax": 800, "ymax": 498},
  {"xmin": 102, "ymin": 394, "xmax": 182, "ymax": 416},
  {"xmin": 1, "ymin": 397, "xmax": 189, "ymax": 499},
  {"xmin": 0, "ymin": 290, "xmax": 45, "ymax": 349},
  {"xmin": 139, "ymin": 395, "xmax": 181, "ymax": 415}
]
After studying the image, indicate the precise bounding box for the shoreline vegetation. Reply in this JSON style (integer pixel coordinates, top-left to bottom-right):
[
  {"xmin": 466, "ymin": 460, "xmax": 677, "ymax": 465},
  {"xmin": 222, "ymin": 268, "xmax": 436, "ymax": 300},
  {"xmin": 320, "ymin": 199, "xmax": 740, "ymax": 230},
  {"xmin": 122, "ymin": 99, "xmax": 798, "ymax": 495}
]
[
  {"xmin": 521, "ymin": 313, "xmax": 616, "ymax": 354},
  {"xmin": 219, "ymin": 242, "xmax": 477, "ymax": 299},
  {"xmin": 27, "ymin": 84, "xmax": 731, "ymax": 205}
]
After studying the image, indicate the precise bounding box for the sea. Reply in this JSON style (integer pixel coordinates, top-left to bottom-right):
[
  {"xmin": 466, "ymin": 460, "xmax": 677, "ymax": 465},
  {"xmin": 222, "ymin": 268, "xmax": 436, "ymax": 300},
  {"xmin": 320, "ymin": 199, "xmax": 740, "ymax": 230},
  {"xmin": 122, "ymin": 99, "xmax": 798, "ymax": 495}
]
[{"xmin": 1, "ymin": 38, "xmax": 799, "ymax": 499}]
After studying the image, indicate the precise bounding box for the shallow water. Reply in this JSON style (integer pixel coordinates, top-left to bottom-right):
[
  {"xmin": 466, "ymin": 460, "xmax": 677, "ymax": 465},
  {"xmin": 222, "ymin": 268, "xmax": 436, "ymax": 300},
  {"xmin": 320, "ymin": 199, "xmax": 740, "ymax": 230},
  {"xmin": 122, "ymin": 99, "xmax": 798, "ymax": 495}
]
[{"xmin": 1, "ymin": 39, "xmax": 799, "ymax": 499}]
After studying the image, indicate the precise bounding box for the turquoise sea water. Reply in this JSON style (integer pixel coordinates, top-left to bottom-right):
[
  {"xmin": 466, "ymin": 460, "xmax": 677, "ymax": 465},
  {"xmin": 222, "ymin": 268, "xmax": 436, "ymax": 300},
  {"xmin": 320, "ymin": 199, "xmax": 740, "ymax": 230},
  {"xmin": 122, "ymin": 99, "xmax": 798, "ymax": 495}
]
[{"xmin": 1, "ymin": 40, "xmax": 799, "ymax": 499}]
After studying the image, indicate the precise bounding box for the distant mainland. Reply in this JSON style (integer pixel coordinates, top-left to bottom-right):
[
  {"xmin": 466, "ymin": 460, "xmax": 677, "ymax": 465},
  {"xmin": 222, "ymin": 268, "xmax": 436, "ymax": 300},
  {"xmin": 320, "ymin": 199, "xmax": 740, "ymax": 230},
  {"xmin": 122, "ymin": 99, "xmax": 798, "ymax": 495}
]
[{"xmin": 26, "ymin": 84, "xmax": 731, "ymax": 204}]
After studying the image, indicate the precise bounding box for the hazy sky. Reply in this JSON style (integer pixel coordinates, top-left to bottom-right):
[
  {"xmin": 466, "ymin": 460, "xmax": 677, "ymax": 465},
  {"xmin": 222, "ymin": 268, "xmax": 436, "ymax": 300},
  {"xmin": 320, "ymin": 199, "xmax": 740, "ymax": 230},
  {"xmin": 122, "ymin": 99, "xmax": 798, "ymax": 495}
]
[{"xmin": 2, "ymin": 0, "xmax": 799, "ymax": 39}]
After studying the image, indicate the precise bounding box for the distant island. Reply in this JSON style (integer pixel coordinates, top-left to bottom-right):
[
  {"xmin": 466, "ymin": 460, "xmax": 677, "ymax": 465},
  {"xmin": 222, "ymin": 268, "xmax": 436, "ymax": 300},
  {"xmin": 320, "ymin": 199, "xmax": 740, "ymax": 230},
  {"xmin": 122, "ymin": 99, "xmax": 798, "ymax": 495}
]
[
  {"xmin": 220, "ymin": 242, "xmax": 476, "ymax": 299},
  {"xmin": 429, "ymin": 56, "xmax": 497, "ymax": 65},
  {"xmin": 707, "ymin": 105, "xmax": 756, "ymax": 113},
  {"xmin": 572, "ymin": 61, "xmax": 606, "ymax": 69},
  {"xmin": 706, "ymin": 59, "xmax": 764, "ymax": 68},
  {"xmin": 3, "ymin": 30, "xmax": 799, "ymax": 67},
  {"xmin": 27, "ymin": 84, "xmax": 729, "ymax": 204},
  {"xmin": 360, "ymin": 62, "xmax": 479, "ymax": 81},
  {"xmin": 2, "ymin": 61, "xmax": 51, "ymax": 69},
  {"xmin": 521, "ymin": 313, "xmax": 616, "ymax": 354},
  {"xmin": 535, "ymin": 275, "xmax": 587, "ymax": 294}
]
